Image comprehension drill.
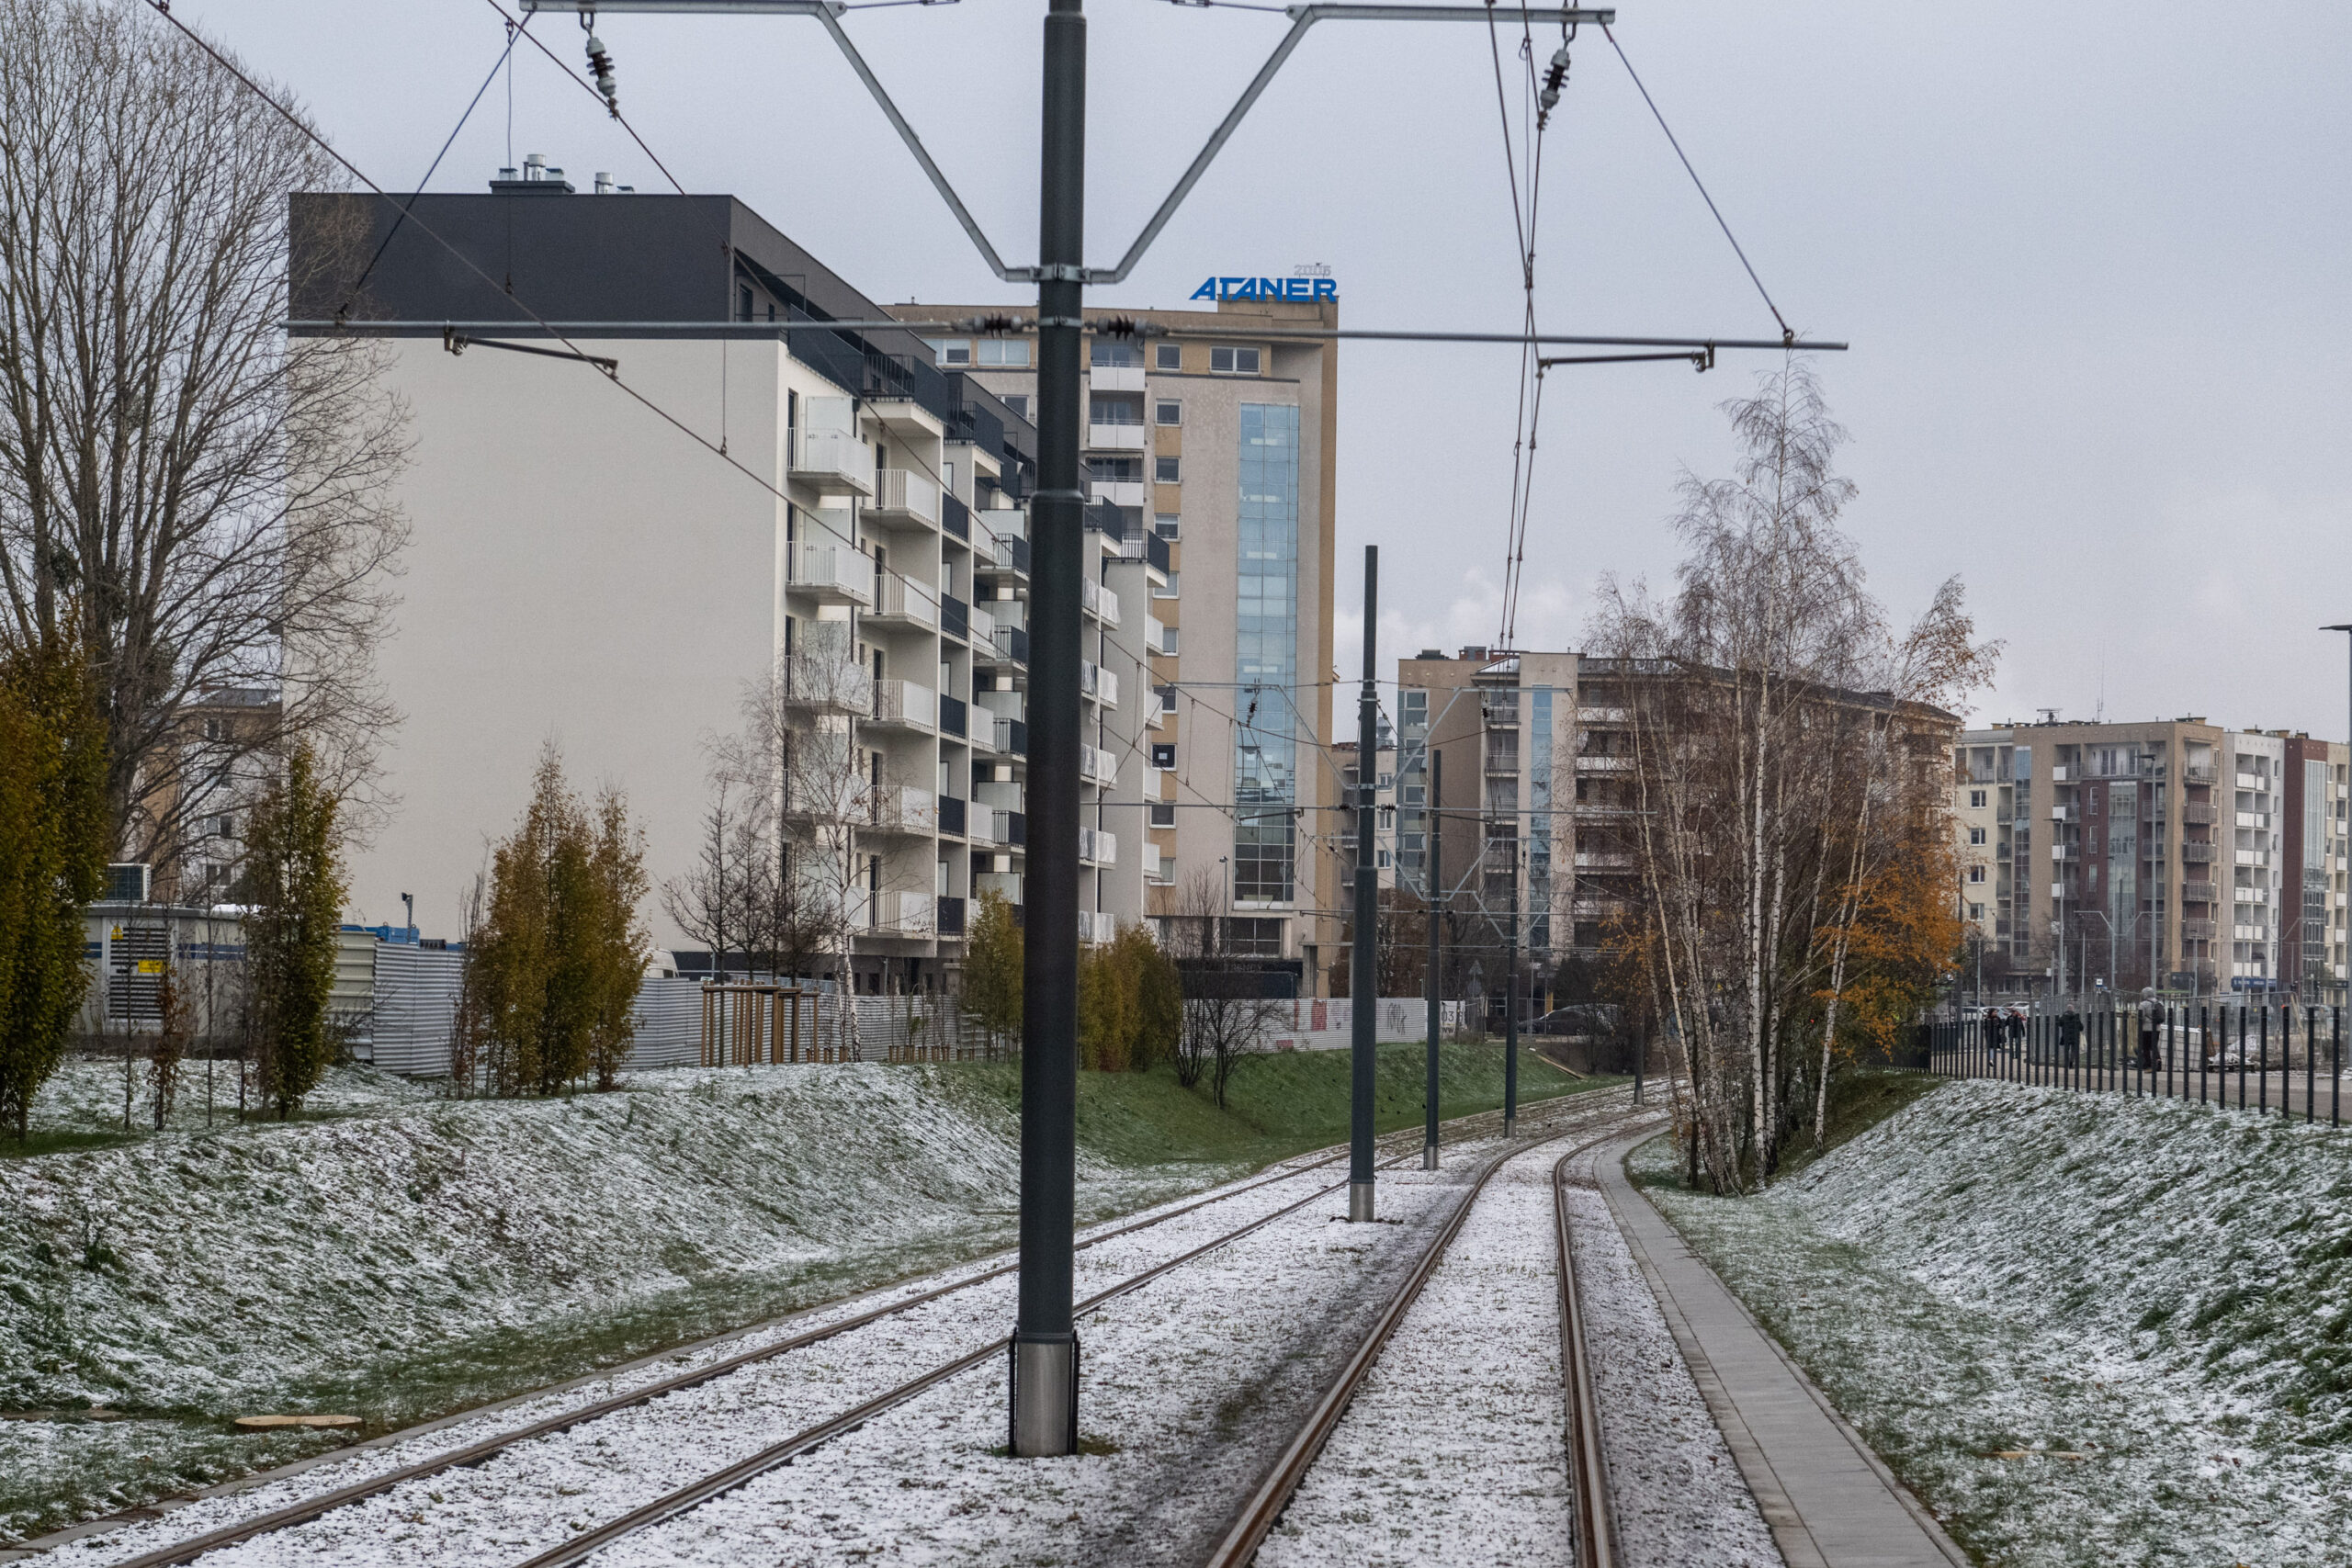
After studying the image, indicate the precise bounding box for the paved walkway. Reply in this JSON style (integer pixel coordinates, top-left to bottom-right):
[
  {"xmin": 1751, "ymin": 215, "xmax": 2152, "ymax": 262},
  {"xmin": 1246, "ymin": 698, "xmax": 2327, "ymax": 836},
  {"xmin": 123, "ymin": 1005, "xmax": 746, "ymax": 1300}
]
[{"xmin": 1595, "ymin": 1138, "xmax": 1970, "ymax": 1568}]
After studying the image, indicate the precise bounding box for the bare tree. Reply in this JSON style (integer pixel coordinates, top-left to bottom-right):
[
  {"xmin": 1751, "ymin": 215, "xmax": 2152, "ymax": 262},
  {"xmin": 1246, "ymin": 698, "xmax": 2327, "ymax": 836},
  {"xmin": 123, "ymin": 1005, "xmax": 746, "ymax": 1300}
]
[
  {"xmin": 660, "ymin": 771, "xmax": 761, "ymax": 983},
  {"xmin": 0, "ymin": 0, "xmax": 411, "ymax": 876},
  {"xmin": 1589, "ymin": 360, "xmax": 1992, "ymax": 1190},
  {"xmin": 1163, "ymin": 869, "xmax": 1283, "ymax": 1106}
]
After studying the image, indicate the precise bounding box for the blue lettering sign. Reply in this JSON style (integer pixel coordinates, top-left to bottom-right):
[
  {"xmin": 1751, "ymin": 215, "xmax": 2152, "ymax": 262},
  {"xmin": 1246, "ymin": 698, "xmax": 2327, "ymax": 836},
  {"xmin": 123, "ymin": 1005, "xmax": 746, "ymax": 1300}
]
[{"xmin": 1192, "ymin": 275, "xmax": 1341, "ymax": 302}]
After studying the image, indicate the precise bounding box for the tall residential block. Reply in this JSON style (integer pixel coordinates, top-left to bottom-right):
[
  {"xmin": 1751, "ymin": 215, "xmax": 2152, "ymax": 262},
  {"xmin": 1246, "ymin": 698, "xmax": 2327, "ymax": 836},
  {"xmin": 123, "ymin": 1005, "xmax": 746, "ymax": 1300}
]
[
  {"xmin": 292, "ymin": 173, "xmax": 1152, "ymax": 988},
  {"xmin": 1955, "ymin": 717, "xmax": 2347, "ymax": 997},
  {"xmin": 902, "ymin": 294, "xmax": 1339, "ymax": 992}
]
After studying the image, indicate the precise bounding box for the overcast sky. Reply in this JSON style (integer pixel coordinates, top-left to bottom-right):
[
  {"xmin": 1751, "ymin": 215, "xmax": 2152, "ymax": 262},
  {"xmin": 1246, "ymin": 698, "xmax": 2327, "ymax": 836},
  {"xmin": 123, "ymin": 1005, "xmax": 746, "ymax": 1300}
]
[{"xmin": 183, "ymin": 0, "xmax": 2352, "ymax": 736}]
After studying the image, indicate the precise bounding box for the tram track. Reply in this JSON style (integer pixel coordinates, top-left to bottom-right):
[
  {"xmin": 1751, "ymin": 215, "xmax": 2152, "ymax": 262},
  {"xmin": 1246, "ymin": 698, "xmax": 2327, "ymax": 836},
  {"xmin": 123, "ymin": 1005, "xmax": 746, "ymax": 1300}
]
[
  {"xmin": 67, "ymin": 1090, "xmax": 1632, "ymax": 1568},
  {"xmin": 1204, "ymin": 1111, "xmax": 1652, "ymax": 1568}
]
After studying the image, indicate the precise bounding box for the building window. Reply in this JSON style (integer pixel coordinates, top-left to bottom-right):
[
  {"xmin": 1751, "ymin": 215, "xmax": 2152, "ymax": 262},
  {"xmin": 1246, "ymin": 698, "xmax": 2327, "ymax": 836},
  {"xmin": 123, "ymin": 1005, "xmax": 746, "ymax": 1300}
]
[
  {"xmin": 1377, "ymin": 773, "xmax": 1395, "ymax": 792},
  {"xmin": 978, "ymin": 339, "xmax": 1030, "ymax": 367},
  {"xmin": 1155, "ymin": 399, "xmax": 1182, "ymax": 425},
  {"xmin": 1155, "ymin": 343, "xmax": 1182, "ymax": 370},
  {"xmin": 1087, "ymin": 456, "xmax": 1142, "ymax": 483},
  {"xmin": 1161, "ymin": 625, "xmax": 1180, "ymax": 655},
  {"xmin": 1155, "ymin": 571, "xmax": 1180, "ymax": 599},
  {"xmin": 1001, "ymin": 394, "xmax": 1031, "ymax": 420},
  {"xmin": 1970, "ymin": 788, "xmax": 1987, "ymax": 808},
  {"xmin": 1154, "ymin": 513, "xmax": 1181, "ymax": 540},
  {"xmin": 1969, "ymin": 826, "xmax": 1987, "ymax": 845},
  {"xmin": 1210, "ymin": 345, "xmax": 1261, "ymax": 375},
  {"xmin": 1968, "ymin": 864, "xmax": 1986, "ymax": 884},
  {"xmin": 1155, "ymin": 456, "xmax": 1182, "ymax": 484},
  {"xmin": 1969, "ymin": 901, "xmax": 1985, "ymax": 921},
  {"xmin": 1090, "ymin": 341, "xmax": 1140, "ymax": 367},
  {"xmin": 1376, "ymin": 849, "xmax": 1393, "ymax": 869},
  {"xmin": 1234, "ymin": 401, "xmax": 1299, "ymax": 903},
  {"xmin": 1151, "ymin": 742, "xmax": 1176, "ymax": 770},
  {"xmin": 1149, "ymin": 801, "xmax": 1176, "ymax": 828}
]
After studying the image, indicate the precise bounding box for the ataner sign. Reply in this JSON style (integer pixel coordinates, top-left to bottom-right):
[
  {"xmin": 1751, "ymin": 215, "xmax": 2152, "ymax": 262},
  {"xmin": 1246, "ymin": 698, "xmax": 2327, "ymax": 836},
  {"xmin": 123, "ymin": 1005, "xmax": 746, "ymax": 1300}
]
[{"xmin": 1191, "ymin": 276, "xmax": 1340, "ymax": 302}]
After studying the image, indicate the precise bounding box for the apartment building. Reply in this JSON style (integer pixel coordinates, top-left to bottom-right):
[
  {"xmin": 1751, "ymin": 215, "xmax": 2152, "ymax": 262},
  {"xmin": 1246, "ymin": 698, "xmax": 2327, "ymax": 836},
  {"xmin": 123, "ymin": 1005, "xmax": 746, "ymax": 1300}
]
[
  {"xmin": 293, "ymin": 174, "xmax": 1148, "ymax": 989},
  {"xmin": 1395, "ymin": 648, "xmax": 1577, "ymax": 1017},
  {"xmin": 900, "ymin": 292, "xmax": 1339, "ymax": 993},
  {"xmin": 1953, "ymin": 717, "xmax": 2347, "ymax": 997},
  {"xmin": 1332, "ymin": 733, "xmax": 1399, "ymax": 892}
]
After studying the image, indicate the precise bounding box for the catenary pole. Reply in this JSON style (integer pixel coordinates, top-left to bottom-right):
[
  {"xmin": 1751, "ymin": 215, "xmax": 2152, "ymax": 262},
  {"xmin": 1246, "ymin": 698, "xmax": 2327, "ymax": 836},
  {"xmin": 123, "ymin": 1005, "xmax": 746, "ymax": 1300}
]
[
  {"xmin": 1351, "ymin": 547, "xmax": 1380, "ymax": 1221},
  {"xmin": 1424, "ymin": 747, "xmax": 1442, "ymax": 1170},
  {"xmin": 1010, "ymin": 0, "xmax": 1085, "ymax": 1460},
  {"xmin": 1504, "ymin": 848, "xmax": 1519, "ymax": 1137}
]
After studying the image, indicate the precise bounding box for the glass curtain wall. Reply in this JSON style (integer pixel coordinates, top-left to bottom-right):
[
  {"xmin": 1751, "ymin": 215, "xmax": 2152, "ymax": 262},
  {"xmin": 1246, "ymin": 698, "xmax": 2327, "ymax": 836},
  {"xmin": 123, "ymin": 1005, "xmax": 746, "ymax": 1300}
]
[{"xmin": 1233, "ymin": 403, "xmax": 1300, "ymax": 905}]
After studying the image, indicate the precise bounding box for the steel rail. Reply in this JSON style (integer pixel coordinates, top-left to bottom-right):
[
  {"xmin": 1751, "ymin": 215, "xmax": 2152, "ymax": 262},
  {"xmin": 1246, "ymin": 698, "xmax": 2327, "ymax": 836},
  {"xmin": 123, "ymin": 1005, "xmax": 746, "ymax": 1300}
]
[
  {"xmin": 507, "ymin": 1099, "xmax": 1636, "ymax": 1568},
  {"xmin": 1199, "ymin": 1111, "xmax": 1657, "ymax": 1568},
  {"xmin": 1554, "ymin": 1145, "xmax": 1618, "ymax": 1568},
  {"xmin": 92, "ymin": 1092, "xmax": 1625, "ymax": 1568}
]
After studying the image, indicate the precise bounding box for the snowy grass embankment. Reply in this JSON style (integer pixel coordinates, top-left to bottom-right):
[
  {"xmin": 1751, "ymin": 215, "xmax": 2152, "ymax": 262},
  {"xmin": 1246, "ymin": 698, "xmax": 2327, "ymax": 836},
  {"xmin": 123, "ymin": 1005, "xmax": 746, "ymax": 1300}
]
[
  {"xmin": 1, "ymin": 1044, "xmax": 1594, "ymax": 1541},
  {"xmin": 1641, "ymin": 1078, "xmax": 2352, "ymax": 1568}
]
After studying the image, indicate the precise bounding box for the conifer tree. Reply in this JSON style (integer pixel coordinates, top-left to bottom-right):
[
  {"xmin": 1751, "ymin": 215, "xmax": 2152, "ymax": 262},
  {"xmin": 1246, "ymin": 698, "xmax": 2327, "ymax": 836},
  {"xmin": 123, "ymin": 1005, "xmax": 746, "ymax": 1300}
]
[
  {"xmin": 243, "ymin": 745, "xmax": 345, "ymax": 1119},
  {"xmin": 0, "ymin": 633, "xmax": 107, "ymax": 1140}
]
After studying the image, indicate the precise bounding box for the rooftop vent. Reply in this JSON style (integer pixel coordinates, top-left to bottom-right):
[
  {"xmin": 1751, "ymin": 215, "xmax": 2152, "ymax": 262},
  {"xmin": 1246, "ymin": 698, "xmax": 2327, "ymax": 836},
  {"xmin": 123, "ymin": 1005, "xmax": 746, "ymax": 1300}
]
[
  {"xmin": 490, "ymin": 152, "xmax": 573, "ymax": 195},
  {"xmin": 593, "ymin": 172, "xmax": 636, "ymax": 194}
]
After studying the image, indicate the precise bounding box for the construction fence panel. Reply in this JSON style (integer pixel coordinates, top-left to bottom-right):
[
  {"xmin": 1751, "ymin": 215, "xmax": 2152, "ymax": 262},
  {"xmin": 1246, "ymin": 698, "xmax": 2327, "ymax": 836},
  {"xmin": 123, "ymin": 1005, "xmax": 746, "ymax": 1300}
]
[{"xmin": 369, "ymin": 947, "xmax": 466, "ymax": 1077}]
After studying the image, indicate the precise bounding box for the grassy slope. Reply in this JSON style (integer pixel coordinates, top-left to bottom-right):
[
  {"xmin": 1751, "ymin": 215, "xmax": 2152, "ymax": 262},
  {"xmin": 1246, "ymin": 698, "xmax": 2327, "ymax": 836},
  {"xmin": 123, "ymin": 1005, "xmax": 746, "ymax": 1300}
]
[
  {"xmin": 0, "ymin": 1045, "xmax": 1602, "ymax": 1542},
  {"xmin": 1640, "ymin": 1080, "xmax": 2352, "ymax": 1568}
]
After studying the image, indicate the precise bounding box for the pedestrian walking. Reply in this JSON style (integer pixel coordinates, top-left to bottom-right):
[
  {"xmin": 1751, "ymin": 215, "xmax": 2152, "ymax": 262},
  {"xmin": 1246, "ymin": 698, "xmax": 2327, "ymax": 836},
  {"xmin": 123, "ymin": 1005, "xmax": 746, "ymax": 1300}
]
[
  {"xmin": 2136, "ymin": 987, "xmax": 2161, "ymax": 1073},
  {"xmin": 2059, "ymin": 1004, "xmax": 2083, "ymax": 1066}
]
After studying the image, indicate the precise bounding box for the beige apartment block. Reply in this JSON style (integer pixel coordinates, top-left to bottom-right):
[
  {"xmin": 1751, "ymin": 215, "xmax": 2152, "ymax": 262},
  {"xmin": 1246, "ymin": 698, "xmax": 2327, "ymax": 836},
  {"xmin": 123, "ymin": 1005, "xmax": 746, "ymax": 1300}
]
[
  {"xmin": 902, "ymin": 294, "xmax": 1340, "ymax": 993},
  {"xmin": 1951, "ymin": 716, "xmax": 2347, "ymax": 998}
]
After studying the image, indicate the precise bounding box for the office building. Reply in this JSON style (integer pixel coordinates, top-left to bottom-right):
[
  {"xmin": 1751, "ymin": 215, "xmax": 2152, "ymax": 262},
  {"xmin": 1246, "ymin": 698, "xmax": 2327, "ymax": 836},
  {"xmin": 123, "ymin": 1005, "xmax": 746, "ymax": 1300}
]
[
  {"xmin": 899, "ymin": 291, "xmax": 1339, "ymax": 993},
  {"xmin": 292, "ymin": 171, "xmax": 1153, "ymax": 989}
]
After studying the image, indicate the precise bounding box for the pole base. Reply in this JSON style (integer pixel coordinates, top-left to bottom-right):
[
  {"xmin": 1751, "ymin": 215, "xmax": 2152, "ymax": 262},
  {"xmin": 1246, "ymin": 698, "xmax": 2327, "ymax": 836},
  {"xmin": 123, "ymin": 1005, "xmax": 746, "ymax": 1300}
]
[
  {"xmin": 1009, "ymin": 1333, "xmax": 1079, "ymax": 1457},
  {"xmin": 1503, "ymin": 1114, "xmax": 1517, "ymax": 1139},
  {"xmin": 1421, "ymin": 1143, "xmax": 1439, "ymax": 1170},
  {"xmin": 1349, "ymin": 1180, "xmax": 1376, "ymax": 1222}
]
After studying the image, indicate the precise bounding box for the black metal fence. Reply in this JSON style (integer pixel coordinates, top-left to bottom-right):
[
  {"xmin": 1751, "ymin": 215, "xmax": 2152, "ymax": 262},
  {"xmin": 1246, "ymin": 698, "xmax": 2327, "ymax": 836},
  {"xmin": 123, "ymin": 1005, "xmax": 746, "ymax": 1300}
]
[{"xmin": 1923, "ymin": 1003, "xmax": 2345, "ymax": 1126}]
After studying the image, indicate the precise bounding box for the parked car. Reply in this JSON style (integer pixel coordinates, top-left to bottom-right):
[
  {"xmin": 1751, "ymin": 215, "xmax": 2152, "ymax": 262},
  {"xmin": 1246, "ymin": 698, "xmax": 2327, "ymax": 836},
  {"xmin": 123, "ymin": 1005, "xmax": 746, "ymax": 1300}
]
[{"xmin": 1530, "ymin": 1003, "xmax": 1621, "ymax": 1038}]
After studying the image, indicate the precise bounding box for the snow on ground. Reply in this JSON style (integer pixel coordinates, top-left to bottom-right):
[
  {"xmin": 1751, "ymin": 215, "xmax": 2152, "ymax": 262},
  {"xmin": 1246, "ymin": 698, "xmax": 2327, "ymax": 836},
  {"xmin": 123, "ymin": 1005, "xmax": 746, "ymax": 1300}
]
[
  {"xmin": 1641, "ymin": 1080, "xmax": 2352, "ymax": 1568},
  {"xmin": 27, "ymin": 1057, "xmax": 438, "ymax": 1134},
  {"xmin": 0, "ymin": 1064, "xmax": 1247, "ymax": 1541}
]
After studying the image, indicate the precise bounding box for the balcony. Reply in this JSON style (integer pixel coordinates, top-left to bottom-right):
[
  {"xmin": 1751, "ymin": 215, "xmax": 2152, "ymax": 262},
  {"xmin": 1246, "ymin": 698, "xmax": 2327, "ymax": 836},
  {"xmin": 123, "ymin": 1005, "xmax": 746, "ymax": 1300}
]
[
  {"xmin": 2182, "ymin": 881, "xmax": 2222, "ymax": 904},
  {"xmin": 1080, "ymin": 745, "xmax": 1118, "ymax": 786},
  {"xmin": 1145, "ymin": 842, "xmax": 1171, "ymax": 884},
  {"xmin": 936, "ymin": 895, "xmax": 967, "ymax": 937},
  {"xmin": 968, "ymin": 601, "xmax": 996, "ymax": 647},
  {"xmin": 2181, "ymin": 919, "xmax": 2217, "ymax": 941},
  {"xmin": 985, "ymin": 624, "xmax": 1029, "ymax": 667},
  {"xmin": 2237, "ymin": 811, "xmax": 2271, "ymax": 830},
  {"xmin": 2182, "ymin": 801, "xmax": 2216, "ymax": 825},
  {"xmin": 781, "ymin": 656, "xmax": 872, "ymax": 712},
  {"xmin": 939, "ymin": 694, "xmax": 968, "ymax": 739},
  {"xmin": 1577, "ymin": 707, "xmax": 1629, "ymax": 725},
  {"xmin": 2237, "ymin": 773, "xmax": 2267, "ymax": 792},
  {"xmin": 1087, "ymin": 422, "xmax": 1149, "ymax": 452},
  {"xmin": 859, "ymin": 890, "xmax": 935, "ymax": 935},
  {"xmin": 1146, "ymin": 615, "xmax": 1170, "ymax": 658},
  {"xmin": 1080, "ymin": 909, "xmax": 1117, "ymax": 944},
  {"xmin": 992, "ymin": 808, "xmax": 1027, "ymax": 847},
  {"xmin": 870, "ymin": 679, "xmax": 937, "ymax": 731},
  {"xmin": 2183, "ymin": 762, "xmax": 2219, "ymax": 784},
  {"xmin": 2180, "ymin": 841, "xmax": 2216, "ymax": 863},
  {"xmin": 1080, "ymin": 828, "xmax": 1117, "ymax": 866},
  {"xmin": 869, "ymin": 785, "xmax": 936, "ymax": 834},
  {"xmin": 936, "ymin": 795, "xmax": 967, "ymax": 837},
  {"xmin": 2050, "ymin": 804, "xmax": 2075, "ymax": 822},
  {"xmin": 1082, "ymin": 578, "xmax": 1121, "ymax": 626},
  {"xmin": 867, "ymin": 574, "xmax": 939, "ymax": 631},
  {"xmin": 1090, "ymin": 480, "xmax": 1147, "ymax": 509},
  {"xmin": 787, "ymin": 541, "xmax": 876, "ymax": 606},
  {"xmin": 2052, "ymin": 843, "xmax": 2079, "ymax": 862},
  {"xmin": 940, "ymin": 491, "xmax": 969, "ymax": 541},
  {"xmin": 790, "ymin": 429, "xmax": 876, "ymax": 496},
  {"xmin": 1089, "ymin": 365, "xmax": 1146, "ymax": 394},
  {"xmin": 1082, "ymin": 661, "xmax": 1119, "ymax": 707},
  {"xmin": 869, "ymin": 468, "xmax": 942, "ymax": 529},
  {"xmin": 1576, "ymin": 754, "xmax": 1633, "ymax": 772},
  {"xmin": 995, "ymin": 716, "xmax": 1028, "ymax": 756}
]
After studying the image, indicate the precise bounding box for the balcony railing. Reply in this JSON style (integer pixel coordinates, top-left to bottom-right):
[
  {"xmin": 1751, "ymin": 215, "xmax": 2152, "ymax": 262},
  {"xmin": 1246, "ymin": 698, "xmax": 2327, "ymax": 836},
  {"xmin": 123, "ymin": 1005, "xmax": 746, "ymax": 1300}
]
[
  {"xmin": 870, "ymin": 468, "xmax": 942, "ymax": 528},
  {"xmin": 1080, "ymin": 828, "xmax": 1117, "ymax": 865},
  {"xmin": 1087, "ymin": 422, "xmax": 1149, "ymax": 452},
  {"xmin": 968, "ymin": 601, "xmax": 996, "ymax": 648},
  {"xmin": 989, "ymin": 624, "xmax": 1029, "ymax": 666},
  {"xmin": 867, "ymin": 573, "xmax": 939, "ymax": 631},
  {"xmin": 2180, "ymin": 841, "xmax": 2216, "ymax": 862},
  {"xmin": 937, "ymin": 895, "xmax": 967, "ymax": 937},
  {"xmin": 1080, "ymin": 745, "xmax": 1118, "ymax": 786},
  {"xmin": 1082, "ymin": 578, "xmax": 1120, "ymax": 626},
  {"xmin": 2182, "ymin": 802, "xmax": 2217, "ymax": 825},
  {"xmin": 1081, "ymin": 661, "xmax": 1119, "ymax": 707},
  {"xmin": 869, "ymin": 785, "xmax": 936, "ymax": 833},
  {"xmin": 995, "ymin": 716, "xmax": 1028, "ymax": 756},
  {"xmin": 2181, "ymin": 919, "xmax": 2217, "ymax": 941},
  {"xmin": 2181, "ymin": 881, "xmax": 2222, "ymax": 903},
  {"xmin": 942, "ymin": 593, "xmax": 969, "ymax": 642},
  {"xmin": 790, "ymin": 429, "xmax": 876, "ymax": 495},
  {"xmin": 858, "ymin": 889, "xmax": 935, "ymax": 935},
  {"xmin": 936, "ymin": 795, "xmax": 967, "ymax": 837},
  {"xmin": 786, "ymin": 541, "xmax": 876, "ymax": 606},
  {"xmin": 1089, "ymin": 365, "xmax": 1146, "ymax": 393},
  {"xmin": 941, "ymin": 491, "xmax": 969, "ymax": 541},
  {"xmin": 1145, "ymin": 842, "xmax": 1170, "ymax": 884},
  {"xmin": 939, "ymin": 694, "xmax": 968, "ymax": 739},
  {"xmin": 871, "ymin": 679, "xmax": 937, "ymax": 730},
  {"xmin": 2183, "ymin": 762, "xmax": 2219, "ymax": 784},
  {"xmin": 1079, "ymin": 909, "xmax": 1117, "ymax": 944},
  {"xmin": 781, "ymin": 656, "xmax": 872, "ymax": 712}
]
